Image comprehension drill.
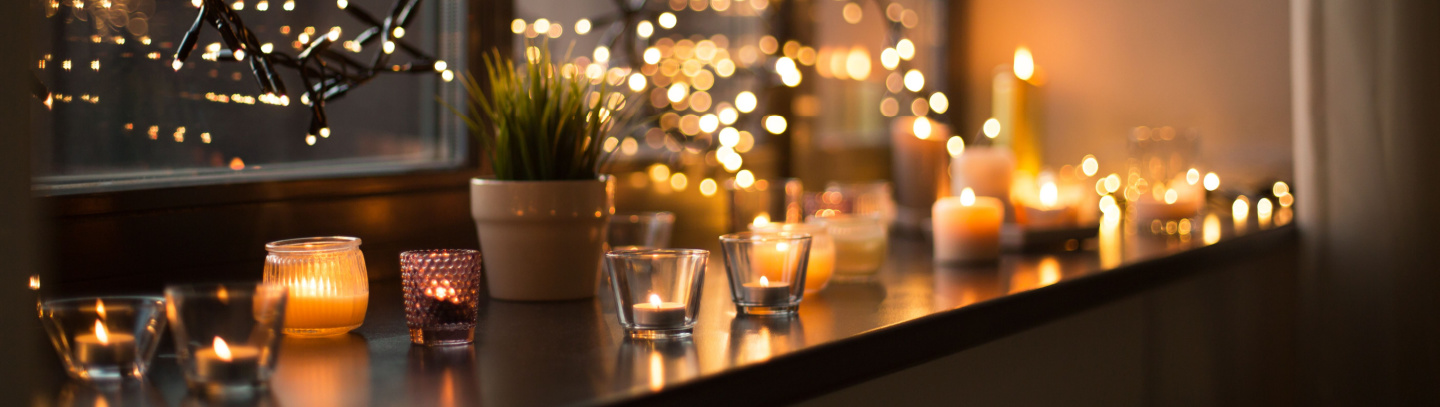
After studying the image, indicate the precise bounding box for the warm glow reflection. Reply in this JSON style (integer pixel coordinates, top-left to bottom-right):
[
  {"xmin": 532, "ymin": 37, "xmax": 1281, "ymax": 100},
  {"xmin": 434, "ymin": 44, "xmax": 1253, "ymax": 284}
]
[
  {"xmin": 903, "ymin": 69, "xmax": 924, "ymax": 92},
  {"xmin": 1203, "ymin": 214, "xmax": 1221, "ymax": 245},
  {"xmin": 912, "ymin": 117, "xmax": 932, "ymax": 139},
  {"xmin": 213, "ymin": 337, "xmax": 233, "ymax": 361},
  {"xmin": 1272, "ymin": 181, "xmax": 1290, "ymax": 196},
  {"xmin": 1164, "ymin": 188, "xmax": 1178, "ymax": 204},
  {"xmin": 1040, "ymin": 182, "xmax": 1058, "ymax": 208},
  {"xmin": 735, "ymin": 92, "xmax": 757, "ymax": 113},
  {"xmin": 648, "ymin": 164, "xmax": 670, "ymax": 183},
  {"xmin": 845, "ymin": 47, "xmax": 871, "ymax": 80},
  {"xmin": 929, "ymin": 92, "xmax": 949, "ymax": 114},
  {"xmin": 1233, "ymin": 195, "xmax": 1250, "ymax": 229},
  {"xmin": 960, "ymin": 188, "xmax": 976, "ymax": 206},
  {"xmin": 94, "ymin": 320, "xmax": 109, "ymax": 344},
  {"xmin": 229, "ymin": 157, "xmax": 245, "ymax": 170},
  {"xmin": 1081, "ymin": 155, "xmax": 1098, "ymax": 177},
  {"xmin": 669, "ymin": 173, "xmax": 689, "ymax": 191},
  {"xmin": 946, "ymin": 136, "xmax": 965, "ymax": 156},
  {"xmin": 896, "ymin": 39, "xmax": 915, "ymax": 60},
  {"xmin": 648, "ymin": 351, "xmax": 664, "ymax": 391},
  {"xmin": 1013, "ymin": 47, "xmax": 1035, "ymax": 81},
  {"xmin": 982, "ymin": 118, "xmax": 1001, "ymax": 138},
  {"xmin": 1257, "ymin": 198, "xmax": 1274, "ymax": 229},
  {"xmin": 1038, "ymin": 257, "xmax": 1061, "ymax": 286},
  {"xmin": 1203, "ymin": 172, "xmax": 1220, "ymax": 191}
]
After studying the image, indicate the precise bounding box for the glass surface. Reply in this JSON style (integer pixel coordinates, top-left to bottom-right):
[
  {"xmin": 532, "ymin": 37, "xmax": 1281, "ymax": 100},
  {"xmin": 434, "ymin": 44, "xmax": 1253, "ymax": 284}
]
[
  {"xmin": 608, "ymin": 211, "xmax": 676, "ymax": 250},
  {"xmin": 728, "ymin": 178, "xmax": 803, "ymax": 233},
  {"xmin": 605, "ymin": 249, "xmax": 708, "ymax": 339},
  {"xmin": 38, "ymin": 296, "xmax": 167, "ymax": 382},
  {"xmin": 31, "ymin": 0, "xmax": 467, "ymax": 193},
  {"xmin": 263, "ymin": 236, "xmax": 369, "ymax": 337},
  {"xmin": 718, "ymin": 232, "xmax": 811, "ymax": 315},
  {"xmin": 164, "ymin": 283, "xmax": 288, "ymax": 395},
  {"xmin": 400, "ymin": 249, "xmax": 482, "ymax": 346}
]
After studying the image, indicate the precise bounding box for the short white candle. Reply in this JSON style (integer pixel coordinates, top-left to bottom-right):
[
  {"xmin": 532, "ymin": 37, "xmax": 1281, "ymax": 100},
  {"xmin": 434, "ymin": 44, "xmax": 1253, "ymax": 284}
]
[
  {"xmin": 1021, "ymin": 181, "xmax": 1078, "ymax": 228},
  {"xmin": 950, "ymin": 146, "xmax": 1016, "ymax": 206},
  {"xmin": 741, "ymin": 276, "xmax": 791, "ymax": 305},
  {"xmin": 194, "ymin": 337, "xmax": 261, "ymax": 383},
  {"xmin": 632, "ymin": 293, "xmax": 686, "ymax": 327},
  {"xmin": 933, "ymin": 188, "xmax": 1005, "ymax": 263}
]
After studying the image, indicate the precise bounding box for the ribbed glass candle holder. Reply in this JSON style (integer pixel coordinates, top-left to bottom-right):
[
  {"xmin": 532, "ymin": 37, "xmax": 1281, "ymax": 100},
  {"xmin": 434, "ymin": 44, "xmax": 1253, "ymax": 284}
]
[{"xmin": 263, "ymin": 237, "xmax": 369, "ymax": 337}]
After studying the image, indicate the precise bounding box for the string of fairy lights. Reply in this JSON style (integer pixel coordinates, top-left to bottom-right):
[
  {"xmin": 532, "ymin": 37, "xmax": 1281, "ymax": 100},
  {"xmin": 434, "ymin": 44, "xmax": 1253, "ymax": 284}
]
[
  {"xmin": 511, "ymin": 0, "xmax": 947, "ymax": 194},
  {"xmin": 172, "ymin": 0, "xmax": 452, "ymax": 145}
]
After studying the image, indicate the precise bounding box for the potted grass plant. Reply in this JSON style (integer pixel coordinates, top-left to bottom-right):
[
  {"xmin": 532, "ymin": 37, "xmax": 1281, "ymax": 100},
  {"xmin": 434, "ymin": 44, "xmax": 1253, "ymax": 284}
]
[{"xmin": 452, "ymin": 45, "xmax": 634, "ymax": 301}]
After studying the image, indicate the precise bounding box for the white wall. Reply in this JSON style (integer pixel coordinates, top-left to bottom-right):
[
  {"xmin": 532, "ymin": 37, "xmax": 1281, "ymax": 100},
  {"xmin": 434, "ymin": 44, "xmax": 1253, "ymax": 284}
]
[{"xmin": 951, "ymin": 0, "xmax": 1292, "ymax": 188}]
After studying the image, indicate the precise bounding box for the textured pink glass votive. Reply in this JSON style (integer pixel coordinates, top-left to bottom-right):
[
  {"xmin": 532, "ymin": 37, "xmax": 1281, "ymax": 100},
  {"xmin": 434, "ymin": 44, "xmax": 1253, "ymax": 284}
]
[{"xmin": 401, "ymin": 249, "xmax": 482, "ymax": 346}]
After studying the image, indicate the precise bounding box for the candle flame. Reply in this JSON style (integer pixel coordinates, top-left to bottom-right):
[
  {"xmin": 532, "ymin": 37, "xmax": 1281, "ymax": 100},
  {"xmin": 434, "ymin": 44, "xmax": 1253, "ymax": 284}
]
[
  {"xmin": 947, "ymin": 136, "xmax": 965, "ymax": 156},
  {"xmin": 1013, "ymin": 47, "xmax": 1035, "ymax": 81},
  {"xmin": 96, "ymin": 299, "xmax": 106, "ymax": 319},
  {"xmin": 913, "ymin": 117, "xmax": 932, "ymax": 140},
  {"xmin": 759, "ymin": 276, "xmax": 770, "ymax": 287},
  {"xmin": 961, "ymin": 188, "xmax": 976, "ymax": 206},
  {"xmin": 1040, "ymin": 182, "xmax": 1058, "ymax": 208},
  {"xmin": 28, "ymin": 275, "xmax": 40, "ymax": 290},
  {"xmin": 752, "ymin": 212, "xmax": 771, "ymax": 227},
  {"xmin": 213, "ymin": 337, "xmax": 233, "ymax": 361},
  {"xmin": 1233, "ymin": 196, "xmax": 1250, "ymax": 221},
  {"xmin": 1186, "ymin": 168, "xmax": 1200, "ymax": 185},
  {"xmin": 648, "ymin": 293, "xmax": 663, "ymax": 307},
  {"xmin": 94, "ymin": 320, "xmax": 109, "ymax": 344}
]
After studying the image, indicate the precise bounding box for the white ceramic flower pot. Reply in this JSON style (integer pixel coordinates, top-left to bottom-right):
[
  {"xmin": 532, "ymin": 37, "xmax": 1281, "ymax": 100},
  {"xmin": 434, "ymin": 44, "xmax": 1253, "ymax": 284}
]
[{"xmin": 470, "ymin": 176, "xmax": 614, "ymax": 301}]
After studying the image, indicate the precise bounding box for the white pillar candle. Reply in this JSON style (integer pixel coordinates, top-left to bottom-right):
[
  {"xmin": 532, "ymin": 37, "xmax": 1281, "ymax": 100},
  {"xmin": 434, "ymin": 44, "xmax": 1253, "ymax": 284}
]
[
  {"xmin": 933, "ymin": 188, "xmax": 1005, "ymax": 263},
  {"xmin": 632, "ymin": 294, "xmax": 686, "ymax": 327},
  {"xmin": 950, "ymin": 146, "xmax": 1016, "ymax": 208}
]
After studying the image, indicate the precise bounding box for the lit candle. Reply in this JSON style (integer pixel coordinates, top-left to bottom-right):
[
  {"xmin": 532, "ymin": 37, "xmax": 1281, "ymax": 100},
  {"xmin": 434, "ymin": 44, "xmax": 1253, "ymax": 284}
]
[
  {"xmin": 193, "ymin": 337, "xmax": 261, "ymax": 383},
  {"xmin": 74, "ymin": 319, "xmax": 135, "ymax": 365},
  {"xmin": 284, "ymin": 277, "xmax": 368, "ymax": 333},
  {"xmin": 932, "ymin": 188, "xmax": 1004, "ymax": 263},
  {"xmin": 750, "ymin": 222, "xmax": 833, "ymax": 293},
  {"xmin": 950, "ymin": 144, "xmax": 1016, "ymax": 213},
  {"xmin": 993, "ymin": 47, "xmax": 1043, "ymax": 176},
  {"xmin": 751, "ymin": 241, "xmax": 799, "ymax": 283},
  {"xmin": 632, "ymin": 293, "xmax": 686, "ymax": 327},
  {"xmin": 741, "ymin": 276, "xmax": 790, "ymax": 305},
  {"xmin": 1021, "ymin": 180, "xmax": 1078, "ymax": 228},
  {"xmin": 891, "ymin": 116, "xmax": 952, "ymax": 228}
]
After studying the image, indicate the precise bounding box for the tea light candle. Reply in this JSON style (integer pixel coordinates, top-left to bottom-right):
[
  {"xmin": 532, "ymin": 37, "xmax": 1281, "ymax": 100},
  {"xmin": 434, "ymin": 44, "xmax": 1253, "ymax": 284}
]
[
  {"xmin": 194, "ymin": 337, "xmax": 261, "ymax": 382},
  {"xmin": 933, "ymin": 188, "xmax": 1004, "ymax": 263},
  {"xmin": 74, "ymin": 320, "xmax": 135, "ymax": 365},
  {"xmin": 741, "ymin": 276, "xmax": 790, "ymax": 304},
  {"xmin": 751, "ymin": 241, "xmax": 797, "ymax": 282},
  {"xmin": 633, "ymin": 293, "xmax": 686, "ymax": 327},
  {"xmin": 1021, "ymin": 181, "xmax": 1078, "ymax": 228}
]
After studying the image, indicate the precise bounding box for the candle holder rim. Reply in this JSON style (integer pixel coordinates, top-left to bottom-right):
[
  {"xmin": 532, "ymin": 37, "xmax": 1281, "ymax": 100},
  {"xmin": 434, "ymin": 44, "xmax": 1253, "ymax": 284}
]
[
  {"xmin": 610, "ymin": 211, "xmax": 676, "ymax": 223},
  {"xmin": 748, "ymin": 222, "xmax": 828, "ymax": 234},
  {"xmin": 264, "ymin": 236, "xmax": 362, "ymax": 253},
  {"xmin": 718, "ymin": 231, "xmax": 813, "ymax": 243},
  {"xmin": 399, "ymin": 248, "xmax": 481, "ymax": 258},
  {"xmin": 40, "ymin": 295, "xmax": 165, "ymax": 309},
  {"xmin": 605, "ymin": 248, "xmax": 708, "ymax": 258},
  {"xmin": 162, "ymin": 282, "xmax": 289, "ymax": 297}
]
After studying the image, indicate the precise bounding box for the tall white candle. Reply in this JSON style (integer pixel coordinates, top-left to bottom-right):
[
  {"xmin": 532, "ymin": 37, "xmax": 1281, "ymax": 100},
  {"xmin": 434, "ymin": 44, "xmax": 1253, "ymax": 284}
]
[{"xmin": 933, "ymin": 188, "xmax": 1005, "ymax": 263}]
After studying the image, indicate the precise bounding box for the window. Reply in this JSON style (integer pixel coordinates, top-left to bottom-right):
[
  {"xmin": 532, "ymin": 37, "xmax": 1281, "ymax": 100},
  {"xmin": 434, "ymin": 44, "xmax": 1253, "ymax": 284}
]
[{"xmin": 31, "ymin": 0, "xmax": 468, "ymax": 194}]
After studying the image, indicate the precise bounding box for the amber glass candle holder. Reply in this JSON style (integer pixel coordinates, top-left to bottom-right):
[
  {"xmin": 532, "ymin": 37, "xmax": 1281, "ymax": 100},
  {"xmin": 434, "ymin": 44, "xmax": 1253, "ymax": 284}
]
[
  {"xmin": 39, "ymin": 296, "xmax": 167, "ymax": 382},
  {"xmin": 401, "ymin": 249, "xmax": 483, "ymax": 346},
  {"xmin": 263, "ymin": 236, "xmax": 369, "ymax": 337},
  {"xmin": 718, "ymin": 232, "xmax": 812, "ymax": 315},
  {"xmin": 165, "ymin": 283, "xmax": 288, "ymax": 395},
  {"xmin": 605, "ymin": 249, "xmax": 708, "ymax": 339}
]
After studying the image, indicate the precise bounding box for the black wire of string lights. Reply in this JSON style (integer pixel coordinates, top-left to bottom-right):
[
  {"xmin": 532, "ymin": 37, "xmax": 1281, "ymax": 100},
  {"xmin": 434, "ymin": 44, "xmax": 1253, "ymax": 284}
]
[{"xmin": 172, "ymin": 0, "xmax": 450, "ymax": 141}]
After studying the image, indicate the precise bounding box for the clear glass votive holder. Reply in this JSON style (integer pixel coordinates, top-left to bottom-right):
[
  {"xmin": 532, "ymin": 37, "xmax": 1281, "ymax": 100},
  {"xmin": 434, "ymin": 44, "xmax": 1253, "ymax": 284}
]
[
  {"xmin": 39, "ymin": 296, "xmax": 167, "ymax": 382},
  {"xmin": 401, "ymin": 249, "xmax": 483, "ymax": 346},
  {"xmin": 608, "ymin": 211, "xmax": 677, "ymax": 250},
  {"xmin": 718, "ymin": 232, "xmax": 812, "ymax": 315},
  {"xmin": 605, "ymin": 249, "xmax": 708, "ymax": 339},
  {"xmin": 813, "ymin": 214, "xmax": 888, "ymax": 281},
  {"xmin": 263, "ymin": 236, "xmax": 369, "ymax": 337},
  {"xmin": 165, "ymin": 283, "xmax": 288, "ymax": 395},
  {"xmin": 749, "ymin": 222, "xmax": 834, "ymax": 294}
]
